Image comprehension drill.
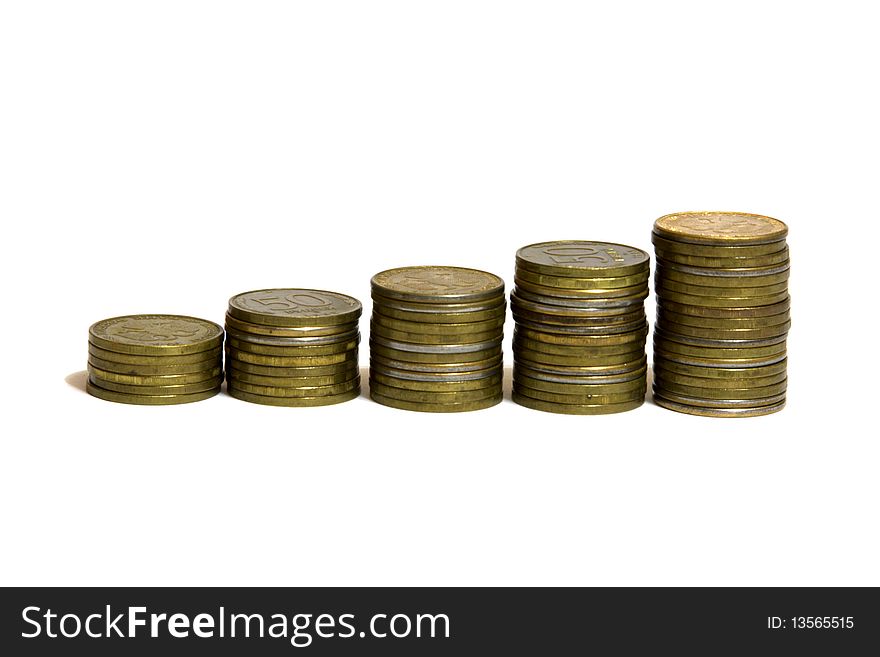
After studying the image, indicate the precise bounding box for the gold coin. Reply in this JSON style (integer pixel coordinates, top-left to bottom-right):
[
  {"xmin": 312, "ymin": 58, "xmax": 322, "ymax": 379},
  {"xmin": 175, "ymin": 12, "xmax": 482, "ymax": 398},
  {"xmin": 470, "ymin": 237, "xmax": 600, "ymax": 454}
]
[
  {"xmin": 369, "ymin": 353, "xmax": 502, "ymax": 373},
  {"xmin": 225, "ymin": 325, "xmax": 359, "ymax": 346},
  {"xmin": 511, "ymin": 307, "xmax": 646, "ymax": 328},
  {"xmin": 657, "ymin": 308, "xmax": 790, "ymax": 329},
  {"xmin": 370, "ymin": 312, "xmax": 505, "ymax": 335},
  {"xmin": 513, "ymin": 382, "xmax": 645, "ymax": 405},
  {"xmin": 514, "ymin": 267, "xmax": 649, "ymax": 290},
  {"xmin": 88, "ymin": 343, "xmax": 222, "ymax": 366},
  {"xmin": 88, "ymin": 354, "xmax": 221, "ymax": 376},
  {"xmin": 654, "ymin": 377, "xmax": 787, "ymax": 400},
  {"xmin": 513, "ymin": 286, "xmax": 647, "ymax": 310},
  {"xmin": 227, "ymin": 377, "xmax": 360, "ymax": 398},
  {"xmin": 657, "ymin": 297, "xmax": 791, "ymax": 319},
  {"xmin": 514, "ymin": 362, "xmax": 646, "ymax": 386},
  {"xmin": 228, "ymin": 289, "xmax": 362, "ymax": 327},
  {"xmin": 656, "ymin": 264, "xmax": 790, "ymax": 288},
  {"xmin": 226, "ymin": 358, "xmax": 358, "ymax": 378},
  {"xmin": 514, "ymin": 372, "xmax": 645, "ymax": 396},
  {"xmin": 653, "ymin": 348, "xmax": 786, "ymax": 370},
  {"xmin": 230, "ymin": 349, "xmax": 354, "ymax": 367},
  {"xmin": 651, "ymin": 233, "xmax": 787, "ymax": 258},
  {"xmin": 370, "ymin": 390, "xmax": 502, "ymax": 413},
  {"xmin": 370, "ymin": 322, "xmax": 501, "ymax": 345},
  {"xmin": 371, "ymin": 302, "xmax": 506, "ymax": 324},
  {"xmin": 654, "ymin": 333, "xmax": 787, "ymax": 360},
  {"xmin": 89, "ymin": 315, "xmax": 223, "ymax": 356},
  {"xmin": 371, "ymin": 266, "xmax": 505, "ymax": 304},
  {"xmin": 88, "ymin": 373, "xmax": 224, "ymax": 396},
  {"xmin": 368, "ymin": 340, "xmax": 501, "ymax": 365},
  {"xmin": 515, "ymin": 241, "xmax": 650, "ymax": 278},
  {"xmin": 87, "ymin": 380, "xmax": 219, "ymax": 405},
  {"xmin": 370, "ymin": 370, "xmax": 502, "ymax": 392},
  {"xmin": 88, "ymin": 364, "xmax": 222, "ymax": 386},
  {"xmin": 514, "ymin": 316, "xmax": 648, "ymax": 336},
  {"xmin": 653, "ymin": 354, "xmax": 788, "ymax": 378},
  {"xmin": 371, "ymin": 292, "xmax": 506, "ymax": 314},
  {"xmin": 514, "ymin": 325, "xmax": 647, "ymax": 347},
  {"xmin": 652, "ymin": 394, "xmax": 785, "ymax": 417},
  {"xmin": 653, "ymin": 211, "xmax": 788, "ymax": 246},
  {"xmin": 369, "ymin": 380, "xmax": 501, "ymax": 403},
  {"xmin": 651, "ymin": 367, "xmax": 787, "ymax": 389},
  {"xmin": 512, "ymin": 390, "xmax": 643, "ymax": 415},
  {"xmin": 654, "ymin": 245, "xmax": 790, "ymax": 268},
  {"xmin": 513, "ymin": 346, "xmax": 645, "ymax": 368},
  {"xmin": 657, "ymin": 318, "xmax": 791, "ymax": 340},
  {"xmin": 225, "ymin": 313, "xmax": 358, "ymax": 338},
  {"xmin": 513, "ymin": 334, "xmax": 646, "ymax": 357},
  {"xmin": 370, "ymin": 361, "xmax": 502, "ymax": 382},
  {"xmin": 510, "ymin": 290, "xmax": 645, "ymax": 317},
  {"xmin": 656, "ymin": 278, "xmax": 789, "ymax": 298},
  {"xmin": 515, "ymin": 354, "xmax": 648, "ymax": 377},
  {"xmin": 228, "ymin": 387, "xmax": 361, "ymax": 407},
  {"xmin": 654, "ymin": 289, "xmax": 790, "ymax": 308},
  {"xmin": 227, "ymin": 335, "xmax": 358, "ymax": 357},
  {"xmin": 514, "ymin": 276, "xmax": 648, "ymax": 300},
  {"xmin": 652, "ymin": 387, "xmax": 787, "ymax": 409},
  {"xmin": 226, "ymin": 366, "xmax": 359, "ymax": 388}
]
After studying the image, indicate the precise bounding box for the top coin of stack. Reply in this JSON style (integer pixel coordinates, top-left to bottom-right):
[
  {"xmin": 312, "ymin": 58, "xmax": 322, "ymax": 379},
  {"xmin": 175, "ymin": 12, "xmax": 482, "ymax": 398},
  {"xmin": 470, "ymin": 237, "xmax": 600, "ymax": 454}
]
[
  {"xmin": 87, "ymin": 315, "xmax": 224, "ymax": 404},
  {"xmin": 225, "ymin": 289, "xmax": 362, "ymax": 406},
  {"xmin": 511, "ymin": 241, "xmax": 651, "ymax": 414},
  {"xmin": 369, "ymin": 266, "xmax": 506, "ymax": 412},
  {"xmin": 651, "ymin": 211, "xmax": 791, "ymax": 417}
]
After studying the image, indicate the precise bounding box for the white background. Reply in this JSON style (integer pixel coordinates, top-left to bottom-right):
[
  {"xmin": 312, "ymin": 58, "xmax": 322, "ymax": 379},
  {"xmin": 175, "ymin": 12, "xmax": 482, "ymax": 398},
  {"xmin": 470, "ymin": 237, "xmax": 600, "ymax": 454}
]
[{"xmin": 1, "ymin": 1, "xmax": 877, "ymax": 586}]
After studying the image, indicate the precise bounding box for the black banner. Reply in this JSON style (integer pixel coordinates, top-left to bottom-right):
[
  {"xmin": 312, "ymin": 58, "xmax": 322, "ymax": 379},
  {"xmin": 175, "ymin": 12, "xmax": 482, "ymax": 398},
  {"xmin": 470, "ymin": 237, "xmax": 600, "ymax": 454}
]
[{"xmin": 1, "ymin": 587, "xmax": 876, "ymax": 654}]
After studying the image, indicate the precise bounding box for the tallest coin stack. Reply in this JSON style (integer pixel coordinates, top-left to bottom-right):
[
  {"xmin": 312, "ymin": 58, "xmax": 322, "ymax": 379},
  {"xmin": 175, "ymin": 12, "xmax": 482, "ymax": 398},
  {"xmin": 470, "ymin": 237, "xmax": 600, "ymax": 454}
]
[{"xmin": 651, "ymin": 212, "xmax": 791, "ymax": 417}]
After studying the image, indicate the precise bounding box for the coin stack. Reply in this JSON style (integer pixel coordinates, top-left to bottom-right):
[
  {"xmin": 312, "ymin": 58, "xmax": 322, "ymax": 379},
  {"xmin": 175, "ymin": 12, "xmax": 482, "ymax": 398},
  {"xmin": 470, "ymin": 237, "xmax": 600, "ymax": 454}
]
[
  {"xmin": 87, "ymin": 315, "xmax": 224, "ymax": 405},
  {"xmin": 651, "ymin": 212, "xmax": 790, "ymax": 417},
  {"xmin": 225, "ymin": 289, "xmax": 362, "ymax": 406},
  {"xmin": 510, "ymin": 241, "xmax": 650, "ymax": 414},
  {"xmin": 369, "ymin": 266, "xmax": 506, "ymax": 412}
]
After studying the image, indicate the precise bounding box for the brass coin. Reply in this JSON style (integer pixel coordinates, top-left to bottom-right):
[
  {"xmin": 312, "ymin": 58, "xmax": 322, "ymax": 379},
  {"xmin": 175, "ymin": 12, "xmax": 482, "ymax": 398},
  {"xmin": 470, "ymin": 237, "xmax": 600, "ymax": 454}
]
[
  {"xmin": 510, "ymin": 295, "xmax": 646, "ymax": 324},
  {"xmin": 515, "ymin": 276, "xmax": 648, "ymax": 300},
  {"xmin": 514, "ymin": 346, "xmax": 645, "ymax": 368},
  {"xmin": 514, "ymin": 335, "xmax": 646, "ymax": 358},
  {"xmin": 369, "ymin": 372, "xmax": 503, "ymax": 393},
  {"xmin": 225, "ymin": 325, "xmax": 359, "ymax": 347},
  {"xmin": 369, "ymin": 334, "xmax": 502, "ymax": 354},
  {"xmin": 654, "ymin": 245, "xmax": 790, "ymax": 268},
  {"xmin": 653, "ymin": 211, "xmax": 788, "ymax": 246},
  {"xmin": 225, "ymin": 313, "xmax": 359, "ymax": 338},
  {"xmin": 657, "ymin": 318, "xmax": 791, "ymax": 341},
  {"xmin": 227, "ymin": 377, "xmax": 360, "ymax": 398},
  {"xmin": 369, "ymin": 340, "xmax": 501, "ymax": 365},
  {"xmin": 225, "ymin": 358, "xmax": 359, "ymax": 378},
  {"xmin": 514, "ymin": 325, "xmax": 647, "ymax": 346},
  {"xmin": 514, "ymin": 267, "xmax": 650, "ymax": 290},
  {"xmin": 652, "ymin": 356, "xmax": 787, "ymax": 379},
  {"xmin": 654, "ymin": 377, "xmax": 787, "ymax": 400},
  {"xmin": 228, "ymin": 289, "xmax": 362, "ymax": 327},
  {"xmin": 653, "ymin": 348, "xmax": 786, "ymax": 370},
  {"xmin": 515, "ymin": 241, "xmax": 650, "ymax": 278},
  {"xmin": 515, "ymin": 355, "xmax": 648, "ymax": 377},
  {"xmin": 369, "ymin": 322, "xmax": 500, "ymax": 346},
  {"xmin": 369, "ymin": 380, "xmax": 500, "ymax": 403},
  {"xmin": 513, "ymin": 382, "xmax": 644, "ymax": 405},
  {"xmin": 651, "ymin": 233, "xmax": 787, "ymax": 258},
  {"xmin": 657, "ymin": 308, "xmax": 790, "ymax": 329},
  {"xmin": 511, "ymin": 307, "xmax": 646, "ymax": 328},
  {"xmin": 513, "ymin": 316, "xmax": 648, "ymax": 336},
  {"xmin": 371, "ymin": 266, "xmax": 505, "ymax": 304},
  {"xmin": 657, "ymin": 297, "xmax": 791, "ymax": 319},
  {"xmin": 654, "ymin": 334, "xmax": 787, "ymax": 360},
  {"xmin": 371, "ymin": 303, "xmax": 506, "ymax": 324},
  {"xmin": 651, "ymin": 367, "xmax": 787, "ymax": 389},
  {"xmin": 514, "ymin": 373, "xmax": 646, "ymax": 396},
  {"xmin": 370, "ymin": 390, "xmax": 502, "ymax": 413},
  {"xmin": 369, "ymin": 353, "xmax": 502, "ymax": 373},
  {"xmin": 371, "ymin": 292, "xmax": 506, "ymax": 314},
  {"xmin": 88, "ymin": 364, "xmax": 223, "ymax": 386},
  {"xmin": 512, "ymin": 390, "xmax": 644, "ymax": 415},
  {"xmin": 655, "ymin": 257, "xmax": 791, "ymax": 279},
  {"xmin": 370, "ymin": 312, "xmax": 505, "ymax": 335},
  {"xmin": 510, "ymin": 290, "xmax": 645, "ymax": 317},
  {"xmin": 230, "ymin": 349, "xmax": 353, "ymax": 367},
  {"xmin": 228, "ymin": 387, "xmax": 360, "ymax": 407},
  {"xmin": 656, "ymin": 278, "xmax": 789, "ymax": 298},
  {"xmin": 656, "ymin": 265, "xmax": 790, "ymax": 288},
  {"xmin": 88, "ymin": 343, "xmax": 222, "ymax": 366},
  {"xmin": 652, "ymin": 394, "xmax": 785, "ymax": 417},
  {"xmin": 89, "ymin": 315, "xmax": 223, "ymax": 356},
  {"xmin": 652, "ymin": 328, "xmax": 786, "ymax": 349},
  {"xmin": 370, "ymin": 361, "xmax": 502, "ymax": 382},
  {"xmin": 512, "ymin": 286, "xmax": 647, "ymax": 310},
  {"xmin": 88, "ymin": 374, "xmax": 224, "ymax": 396},
  {"xmin": 88, "ymin": 354, "xmax": 221, "ymax": 376},
  {"xmin": 227, "ymin": 335, "xmax": 358, "ymax": 357},
  {"xmin": 514, "ymin": 362, "xmax": 646, "ymax": 386},
  {"xmin": 652, "ymin": 387, "xmax": 787, "ymax": 409},
  {"xmin": 87, "ymin": 380, "xmax": 219, "ymax": 405},
  {"xmin": 226, "ymin": 366, "xmax": 359, "ymax": 388},
  {"xmin": 653, "ymin": 289, "xmax": 790, "ymax": 308}
]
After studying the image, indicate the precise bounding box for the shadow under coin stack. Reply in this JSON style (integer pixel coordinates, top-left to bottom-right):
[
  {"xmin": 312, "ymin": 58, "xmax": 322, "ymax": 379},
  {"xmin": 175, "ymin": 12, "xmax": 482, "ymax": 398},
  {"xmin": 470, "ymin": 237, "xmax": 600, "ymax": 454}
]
[
  {"xmin": 511, "ymin": 241, "xmax": 650, "ymax": 414},
  {"xmin": 225, "ymin": 289, "xmax": 362, "ymax": 406},
  {"xmin": 369, "ymin": 266, "xmax": 506, "ymax": 412},
  {"xmin": 651, "ymin": 212, "xmax": 790, "ymax": 417},
  {"xmin": 87, "ymin": 315, "xmax": 223, "ymax": 404}
]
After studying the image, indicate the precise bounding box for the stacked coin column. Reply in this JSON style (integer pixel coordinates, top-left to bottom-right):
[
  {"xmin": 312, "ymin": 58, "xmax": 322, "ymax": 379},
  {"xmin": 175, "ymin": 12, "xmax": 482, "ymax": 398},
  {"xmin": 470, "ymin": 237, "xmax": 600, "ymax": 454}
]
[
  {"xmin": 651, "ymin": 212, "xmax": 790, "ymax": 417},
  {"xmin": 225, "ymin": 289, "xmax": 362, "ymax": 406},
  {"xmin": 511, "ymin": 242, "xmax": 650, "ymax": 414},
  {"xmin": 87, "ymin": 315, "xmax": 224, "ymax": 405},
  {"xmin": 369, "ymin": 266, "xmax": 506, "ymax": 412}
]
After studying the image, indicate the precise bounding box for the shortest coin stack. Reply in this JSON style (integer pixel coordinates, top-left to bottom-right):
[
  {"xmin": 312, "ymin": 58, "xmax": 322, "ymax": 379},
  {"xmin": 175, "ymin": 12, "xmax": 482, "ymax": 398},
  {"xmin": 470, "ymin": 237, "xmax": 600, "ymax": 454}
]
[
  {"xmin": 225, "ymin": 289, "xmax": 362, "ymax": 406},
  {"xmin": 652, "ymin": 211, "xmax": 791, "ymax": 417},
  {"xmin": 369, "ymin": 266, "xmax": 506, "ymax": 412},
  {"xmin": 511, "ymin": 241, "xmax": 651, "ymax": 414},
  {"xmin": 87, "ymin": 315, "xmax": 224, "ymax": 405}
]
